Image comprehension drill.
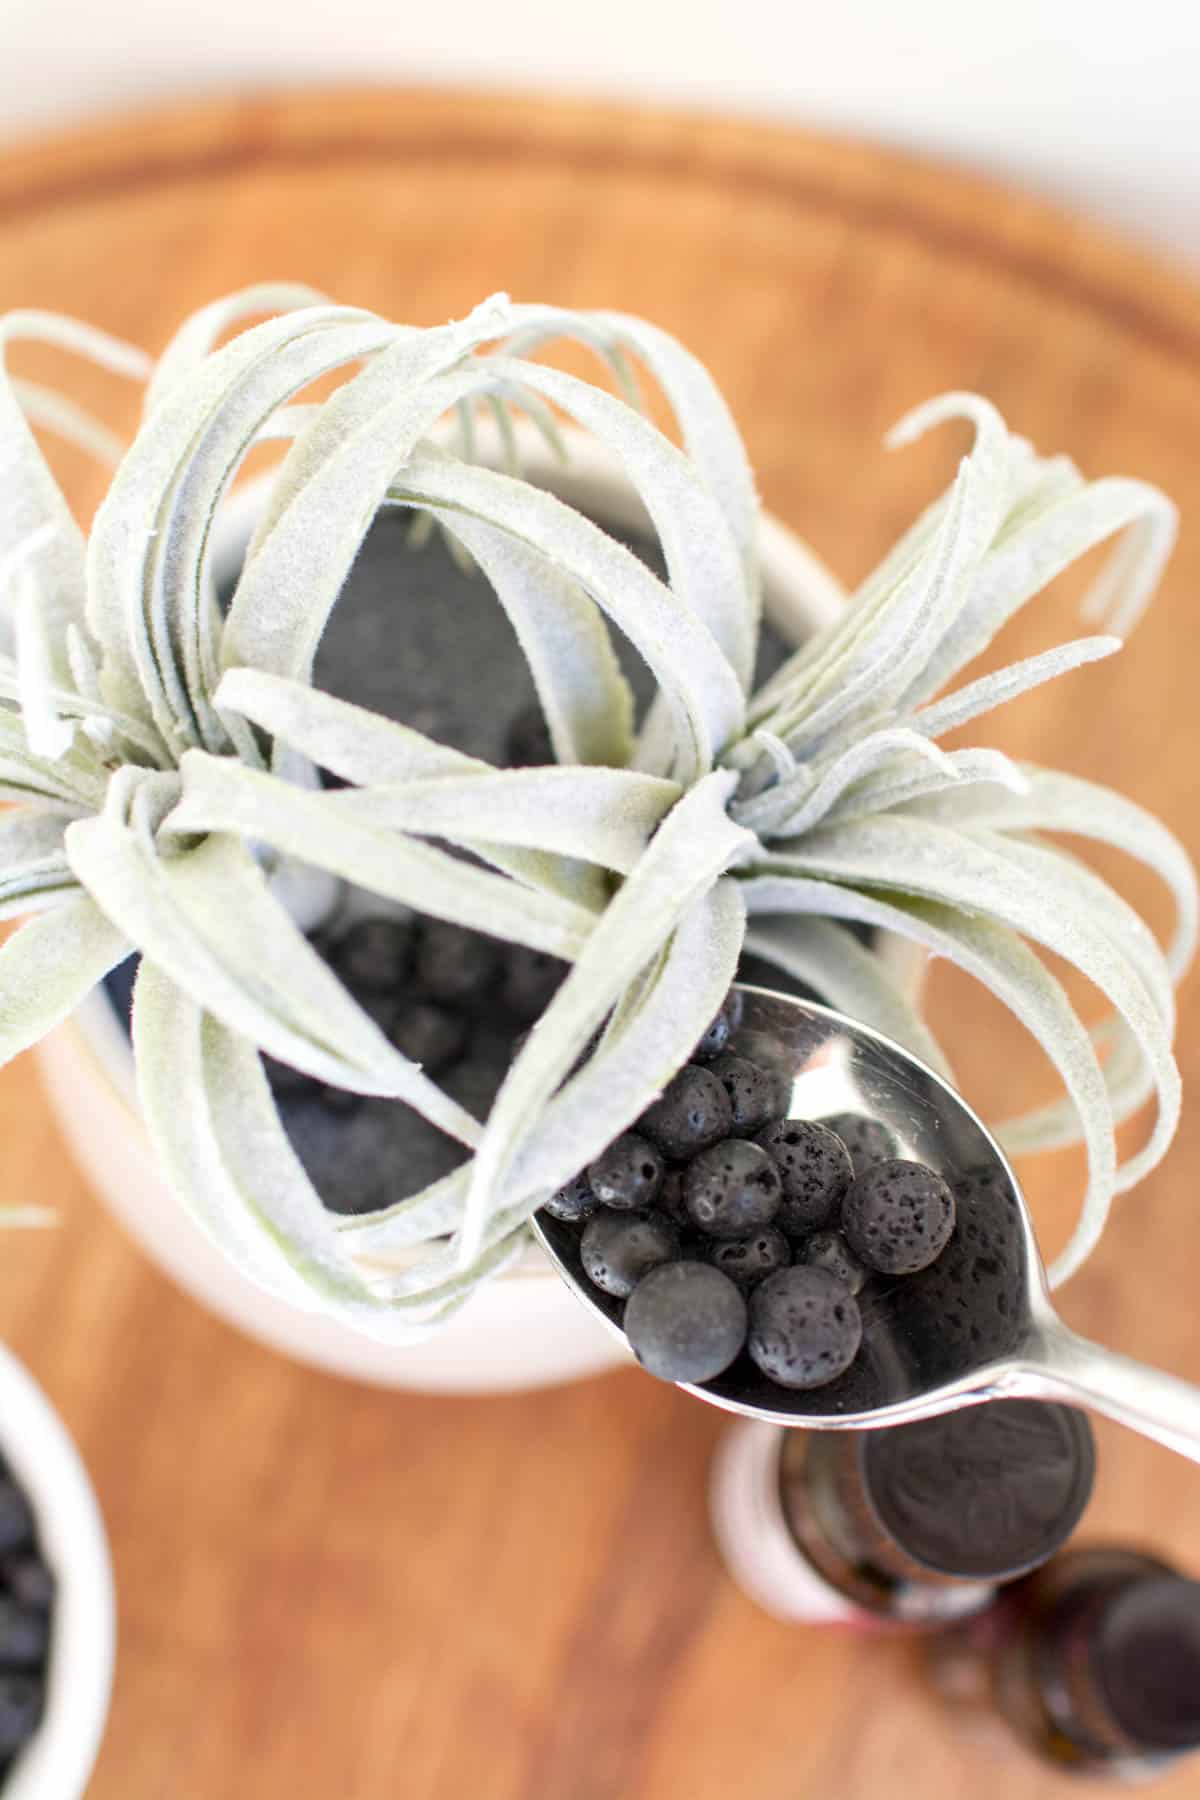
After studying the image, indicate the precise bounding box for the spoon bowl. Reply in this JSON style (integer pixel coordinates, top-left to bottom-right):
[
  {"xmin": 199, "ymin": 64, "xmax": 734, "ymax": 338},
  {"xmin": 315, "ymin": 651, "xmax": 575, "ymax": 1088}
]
[{"xmin": 533, "ymin": 986, "xmax": 1200, "ymax": 1462}]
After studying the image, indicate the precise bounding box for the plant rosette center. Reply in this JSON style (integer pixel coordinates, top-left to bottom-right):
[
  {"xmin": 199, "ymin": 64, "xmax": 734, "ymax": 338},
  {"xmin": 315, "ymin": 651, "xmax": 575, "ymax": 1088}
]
[{"xmin": 0, "ymin": 288, "xmax": 1192, "ymax": 1349}]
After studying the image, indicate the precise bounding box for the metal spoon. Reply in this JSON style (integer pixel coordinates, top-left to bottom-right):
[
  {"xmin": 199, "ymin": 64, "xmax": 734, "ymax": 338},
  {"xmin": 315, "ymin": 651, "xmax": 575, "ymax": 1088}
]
[{"xmin": 532, "ymin": 985, "xmax": 1200, "ymax": 1463}]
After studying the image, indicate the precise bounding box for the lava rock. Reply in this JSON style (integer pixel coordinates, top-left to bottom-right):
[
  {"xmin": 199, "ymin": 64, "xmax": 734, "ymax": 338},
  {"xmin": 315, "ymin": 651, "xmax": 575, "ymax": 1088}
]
[
  {"xmin": 414, "ymin": 918, "xmax": 500, "ymax": 1007},
  {"xmin": 707, "ymin": 1052, "xmax": 782, "ymax": 1138},
  {"xmin": 692, "ymin": 989, "xmax": 744, "ymax": 1062},
  {"xmin": 327, "ymin": 915, "xmax": 414, "ymax": 996},
  {"xmin": 281, "ymin": 1094, "xmax": 466, "ymax": 1214},
  {"xmin": 262, "ymin": 1055, "xmax": 324, "ymax": 1104},
  {"xmin": 0, "ymin": 1486, "xmax": 32, "ymax": 1560},
  {"xmin": 542, "ymin": 1171, "xmax": 597, "ymax": 1224},
  {"xmin": 818, "ymin": 1111, "xmax": 901, "ymax": 1177},
  {"xmin": 498, "ymin": 947, "xmax": 567, "ymax": 1023},
  {"xmin": 0, "ymin": 1599, "xmax": 48, "ymax": 1670},
  {"xmin": 587, "ymin": 1132, "xmax": 665, "ymax": 1212},
  {"xmin": 0, "ymin": 1557, "xmax": 53, "ymax": 1614},
  {"xmin": 655, "ymin": 1169, "xmax": 690, "ymax": 1231},
  {"xmin": 502, "ymin": 701, "xmax": 556, "ymax": 768},
  {"xmin": 638, "ymin": 1064, "xmax": 733, "ymax": 1160},
  {"xmin": 624, "ymin": 1262, "xmax": 748, "ymax": 1383},
  {"xmin": 580, "ymin": 1210, "xmax": 680, "ymax": 1298},
  {"xmin": 841, "ymin": 1159, "xmax": 957, "ymax": 1276},
  {"xmin": 0, "ymin": 1673, "xmax": 41, "ymax": 1758},
  {"xmin": 685, "ymin": 1140, "xmax": 783, "ymax": 1238},
  {"xmin": 390, "ymin": 1002, "xmax": 467, "ymax": 1075},
  {"xmin": 707, "ymin": 1226, "xmax": 791, "ymax": 1290},
  {"xmin": 756, "ymin": 1118, "xmax": 854, "ymax": 1236},
  {"xmin": 748, "ymin": 1266, "xmax": 863, "ymax": 1389},
  {"xmin": 802, "ymin": 1229, "xmax": 867, "ymax": 1296}
]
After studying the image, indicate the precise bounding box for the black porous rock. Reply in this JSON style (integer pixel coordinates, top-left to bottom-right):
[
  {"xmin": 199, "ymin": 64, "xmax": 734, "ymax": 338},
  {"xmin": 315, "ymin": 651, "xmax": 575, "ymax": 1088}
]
[
  {"xmin": 262, "ymin": 1054, "xmax": 324, "ymax": 1104},
  {"xmin": 586, "ymin": 1132, "xmax": 665, "ymax": 1212},
  {"xmin": 842, "ymin": 1159, "xmax": 957, "ymax": 1276},
  {"xmin": 707, "ymin": 1226, "xmax": 791, "ymax": 1290},
  {"xmin": 0, "ymin": 1599, "xmax": 48, "ymax": 1670},
  {"xmin": 389, "ymin": 1002, "xmax": 468, "ymax": 1075},
  {"xmin": 281, "ymin": 1094, "xmax": 466, "ymax": 1214},
  {"xmin": 502, "ymin": 701, "xmax": 556, "ymax": 768},
  {"xmin": 327, "ymin": 915, "xmax": 413, "ymax": 996},
  {"xmin": 802, "ymin": 1229, "xmax": 867, "ymax": 1296},
  {"xmin": 442, "ymin": 1024, "xmax": 514, "ymax": 1123},
  {"xmin": 0, "ymin": 1487, "xmax": 32, "ymax": 1561},
  {"xmin": 818, "ymin": 1111, "xmax": 901, "ymax": 1177},
  {"xmin": 413, "ymin": 918, "xmax": 500, "ymax": 1007},
  {"xmin": 624, "ymin": 1262, "xmax": 748, "ymax": 1384},
  {"xmin": 685, "ymin": 1140, "xmax": 783, "ymax": 1238},
  {"xmin": 888, "ymin": 1166, "xmax": 1027, "ymax": 1368},
  {"xmin": 655, "ymin": 1169, "xmax": 690, "ymax": 1231},
  {"xmin": 580, "ymin": 1210, "xmax": 680, "ymax": 1298},
  {"xmin": 0, "ymin": 1673, "xmax": 42, "ymax": 1758},
  {"xmin": 707, "ymin": 1052, "xmax": 782, "ymax": 1138},
  {"xmin": 498, "ymin": 946, "xmax": 568, "ymax": 1023},
  {"xmin": 747, "ymin": 1265, "xmax": 863, "ymax": 1390},
  {"xmin": 638, "ymin": 1064, "xmax": 733, "ymax": 1160},
  {"xmin": 0, "ymin": 1558, "xmax": 53, "ymax": 1614},
  {"xmin": 692, "ymin": 989, "xmax": 745, "ymax": 1062},
  {"xmin": 541, "ymin": 1171, "xmax": 597, "ymax": 1224},
  {"xmin": 755, "ymin": 1118, "xmax": 853, "ymax": 1237}
]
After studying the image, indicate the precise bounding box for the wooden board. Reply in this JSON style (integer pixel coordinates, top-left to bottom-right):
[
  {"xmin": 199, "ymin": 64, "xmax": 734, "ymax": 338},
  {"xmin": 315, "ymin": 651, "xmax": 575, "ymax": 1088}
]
[{"xmin": 1, "ymin": 89, "xmax": 1199, "ymax": 1800}]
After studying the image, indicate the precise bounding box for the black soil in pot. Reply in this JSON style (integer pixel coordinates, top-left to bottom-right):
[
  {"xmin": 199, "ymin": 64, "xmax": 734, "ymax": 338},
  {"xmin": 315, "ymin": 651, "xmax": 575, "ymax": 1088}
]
[{"xmin": 104, "ymin": 511, "xmax": 832, "ymax": 1217}]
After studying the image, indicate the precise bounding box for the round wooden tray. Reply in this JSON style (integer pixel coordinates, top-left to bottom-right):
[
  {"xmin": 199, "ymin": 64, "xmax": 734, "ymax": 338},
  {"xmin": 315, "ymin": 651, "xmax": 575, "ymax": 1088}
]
[{"xmin": 1, "ymin": 90, "xmax": 1198, "ymax": 1799}]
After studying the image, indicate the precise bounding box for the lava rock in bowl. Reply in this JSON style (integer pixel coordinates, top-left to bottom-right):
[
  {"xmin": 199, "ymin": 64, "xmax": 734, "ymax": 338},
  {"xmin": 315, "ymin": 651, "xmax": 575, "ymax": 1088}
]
[
  {"xmin": 587, "ymin": 1132, "xmax": 665, "ymax": 1212},
  {"xmin": 755, "ymin": 1118, "xmax": 853, "ymax": 1237},
  {"xmin": 747, "ymin": 1265, "xmax": 863, "ymax": 1390},
  {"xmin": 817, "ymin": 1111, "xmax": 901, "ymax": 1178},
  {"xmin": 685, "ymin": 1140, "xmax": 782, "ymax": 1238},
  {"xmin": 580, "ymin": 1210, "xmax": 680, "ymax": 1298},
  {"xmin": 706, "ymin": 1052, "xmax": 781, "ymax": 1138},
  {"xmin": 841, "ymin": 1160, "xmax": 957, "ymax": 1276},
  {"xmin": 623, "ymin": 1262, "xmax": 748, "ymax": 1383},
  {"xmin": 707, "ymin": 1226, "xmax": 791, "ymax": 1291},
  {"xmin": 638, "ymin": 1064, "xmax": 733, "ymax": 1160},
  {"xmin": 801, "ymin": 1229, "xmax": 867, "ymax": 1296}
]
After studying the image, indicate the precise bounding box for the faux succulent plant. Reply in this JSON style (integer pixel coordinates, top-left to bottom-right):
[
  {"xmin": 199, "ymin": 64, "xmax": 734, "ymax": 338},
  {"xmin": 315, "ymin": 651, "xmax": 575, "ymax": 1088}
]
[{"xmin": 0, "ymin": 286, "xmax": 1192, "ymax": 1339}]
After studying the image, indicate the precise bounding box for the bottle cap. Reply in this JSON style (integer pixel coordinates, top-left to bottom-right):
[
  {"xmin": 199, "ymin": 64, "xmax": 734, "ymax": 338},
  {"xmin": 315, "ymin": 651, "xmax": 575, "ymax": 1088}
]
[
  {"xmin": 1094, "ymin": 1575, "xmax": 1200, "ymax": 1751},
  {"xmin": 858, "ymin": 1400, "xmax": 1095, "ymax": 1580}
]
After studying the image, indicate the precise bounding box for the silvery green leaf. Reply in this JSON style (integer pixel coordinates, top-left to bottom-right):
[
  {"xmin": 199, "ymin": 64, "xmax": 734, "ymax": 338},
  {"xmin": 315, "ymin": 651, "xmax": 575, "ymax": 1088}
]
[
  {"xmin": 0, "ymin": 893, "xmax": 130, "ymax": 1070},
  {"xmin": 12, "ymin": 379, "xmax": 127, "ymax": 467},
  {"xmin": 481, "ymin": 356, "xmax": 755, "ymax": 690},
  {"xmin": 327, "ymin": 764, "xmax": 679, "ymax": 873},
  {"xmin": 758, "ymin": 812, "xmax": 1180, "ymax": 1188},
  {"xmin": 900, "ymin": 765, "xmax": 1198, "ymax": 982},
  {"xmin": 144, "ymin": 282, "xmax": 331, "ymax": 412},
  {"xmin": 87, "ymin": 304, "xmax": 393, "ymax": 750},
  {"xmin": 166, "ymin": 751, "xmax": 596, "ymax": 958},
  {"xmin": 734, "ymin": 729, "xmax": 957, "ymax": 838},
  {"xmin": 423, "ymin": 492, "xmax": 636, "ymax": 770},
  {"xmin": 828, "ymin": 747, "xmax": 1030, "ymax": 820},
  {"xmin": 911, "ymin": 636, "xmax": 1123, "ymax": 740},
  {"xmin": 389, "ymin": 452, "xmax": 745, "ymax": 783},
  {"xmin": 458, "ymin": 772, "xmax": 752, "ymax": 1263},
  {"xmin": 0, "ymin": 311, "xmax": 149, "ymax": 676},
  {"xmin": 902, "ymin": 477, "xmax": 1177, "ymax": 711},
  {"xmin": 503, "ymin": 304, "xmax": 761, "ymax": 597},
  {"xmin": 66, "ymin": 800, "xmax": 483, "ymax": 1142},
  {"xmin": 738, "ymin": 871, "xmax": 1115, "ymax": 1286},
  {"xmin": 744, "ymin": 914, "xmax": 953, "ymax": 1079},
  {"xmin": 346, "ymin": 877, "xmax": 745, "ymax": 1270}
]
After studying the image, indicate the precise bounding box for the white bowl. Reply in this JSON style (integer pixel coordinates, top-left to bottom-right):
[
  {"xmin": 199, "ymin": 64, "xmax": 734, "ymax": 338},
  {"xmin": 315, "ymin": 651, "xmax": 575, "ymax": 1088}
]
[
  {"xmin": 35, "ymin": 424, "xmax": 924, "ymax": 1393},
  {"xmin": 0, "ymin": 1344, "xmax": 114, "ymax": 1798}
]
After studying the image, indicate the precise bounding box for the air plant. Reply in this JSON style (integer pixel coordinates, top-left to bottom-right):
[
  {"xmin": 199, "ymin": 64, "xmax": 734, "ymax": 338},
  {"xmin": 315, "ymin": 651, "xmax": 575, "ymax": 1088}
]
[{"xmin": 0, "ymin": 286, "xmax": 1191, "ymax": 1342}]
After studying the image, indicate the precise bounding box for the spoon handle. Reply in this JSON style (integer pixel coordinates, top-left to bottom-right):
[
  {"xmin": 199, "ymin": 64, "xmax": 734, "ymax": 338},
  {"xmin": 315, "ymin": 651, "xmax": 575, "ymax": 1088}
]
[{"xmin": 1014, "ymin": 1326, "xmax": 1200, "ymax": 1464}]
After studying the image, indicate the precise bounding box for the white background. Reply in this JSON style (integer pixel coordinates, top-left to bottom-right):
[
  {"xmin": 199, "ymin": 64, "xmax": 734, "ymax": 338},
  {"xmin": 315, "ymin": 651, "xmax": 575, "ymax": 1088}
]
[{"xmin": 1, "ymin": 0, "xmax": 1198, "ymax": 262}]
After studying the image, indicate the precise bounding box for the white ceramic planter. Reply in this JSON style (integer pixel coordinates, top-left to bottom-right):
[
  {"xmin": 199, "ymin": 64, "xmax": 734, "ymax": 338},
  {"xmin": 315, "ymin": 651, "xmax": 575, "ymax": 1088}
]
[
  {"xmin": 35, "ymin": 426, "xmax": 924, "ymax": 1394},
  {"xmin": 0, "ymin": 1345, "xmax": 114, "ymax": 1798}
]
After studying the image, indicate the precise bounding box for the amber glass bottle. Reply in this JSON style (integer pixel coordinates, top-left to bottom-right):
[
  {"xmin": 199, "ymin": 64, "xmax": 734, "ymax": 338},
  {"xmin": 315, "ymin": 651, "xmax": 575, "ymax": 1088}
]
[
  {"xmin": 711, "ymin": 1402, "xmax": 1095, "ymax": 1630},
  {"xmin": 929, "ymin": 1546, "xmax": 1200, "ymax": 1778}
]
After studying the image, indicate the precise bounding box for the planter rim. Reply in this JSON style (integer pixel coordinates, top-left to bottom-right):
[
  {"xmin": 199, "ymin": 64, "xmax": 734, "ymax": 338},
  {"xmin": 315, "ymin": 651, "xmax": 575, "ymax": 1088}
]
[{"xmin": 0, "ymin": 1342, "xmax": 114, "ymax": 1799}]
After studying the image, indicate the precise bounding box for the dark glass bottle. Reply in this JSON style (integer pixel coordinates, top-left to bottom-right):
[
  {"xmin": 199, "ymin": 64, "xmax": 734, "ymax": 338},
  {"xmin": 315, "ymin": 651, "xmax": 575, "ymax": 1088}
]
[
  {"xmin": 929, "ymin": 1546, "xmax": 1200, "ymax": 1778},
  {"xmin": 710, "ymin": 1402, "xmax": 1095, "ymax": 1630}
]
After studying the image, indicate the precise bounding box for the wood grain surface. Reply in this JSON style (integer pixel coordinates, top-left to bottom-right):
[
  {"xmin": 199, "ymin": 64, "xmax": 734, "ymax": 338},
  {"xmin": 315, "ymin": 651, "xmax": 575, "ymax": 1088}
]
[{"xmin": 1, "ymin": 89, "xmax": 1199, "ymax": 1800}]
